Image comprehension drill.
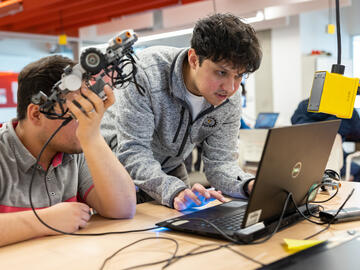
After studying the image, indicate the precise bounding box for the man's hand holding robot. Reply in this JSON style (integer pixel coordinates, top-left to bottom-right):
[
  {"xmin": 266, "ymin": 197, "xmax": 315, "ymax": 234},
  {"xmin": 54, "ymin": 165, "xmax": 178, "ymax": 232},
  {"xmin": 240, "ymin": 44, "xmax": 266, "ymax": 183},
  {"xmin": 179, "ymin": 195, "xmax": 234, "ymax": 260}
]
[{"xmin": 31, "ymin": 29, "xmax": 140, "ymax": 119}]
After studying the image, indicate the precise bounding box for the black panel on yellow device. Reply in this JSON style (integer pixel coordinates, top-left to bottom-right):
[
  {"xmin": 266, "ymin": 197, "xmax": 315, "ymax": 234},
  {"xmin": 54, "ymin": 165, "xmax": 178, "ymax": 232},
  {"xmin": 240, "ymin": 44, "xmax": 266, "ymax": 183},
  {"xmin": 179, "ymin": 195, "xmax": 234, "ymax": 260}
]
[{"xmin": 157, "ymin": 120, "xmax": 341, "ymax": 243}]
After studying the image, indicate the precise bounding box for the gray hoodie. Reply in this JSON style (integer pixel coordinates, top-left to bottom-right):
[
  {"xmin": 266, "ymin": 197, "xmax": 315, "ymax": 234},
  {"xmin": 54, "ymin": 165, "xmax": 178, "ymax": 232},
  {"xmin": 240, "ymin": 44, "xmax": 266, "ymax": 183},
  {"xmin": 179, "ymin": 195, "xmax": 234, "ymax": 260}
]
[{"xmin": 101, "ymin": 46, "xmax": 255, "ymax": 207}]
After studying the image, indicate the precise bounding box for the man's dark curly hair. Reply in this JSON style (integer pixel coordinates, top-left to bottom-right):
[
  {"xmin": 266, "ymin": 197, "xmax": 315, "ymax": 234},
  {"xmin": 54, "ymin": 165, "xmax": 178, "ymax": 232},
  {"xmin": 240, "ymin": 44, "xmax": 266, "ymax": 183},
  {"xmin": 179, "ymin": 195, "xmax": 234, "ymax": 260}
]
[
  {"xmin": 191, "ymin": 13, "xmax": 262, "ymax": 73},
  {"xmin": 17, "ymin": 55, "xmax": 75, "ymax": 121}
]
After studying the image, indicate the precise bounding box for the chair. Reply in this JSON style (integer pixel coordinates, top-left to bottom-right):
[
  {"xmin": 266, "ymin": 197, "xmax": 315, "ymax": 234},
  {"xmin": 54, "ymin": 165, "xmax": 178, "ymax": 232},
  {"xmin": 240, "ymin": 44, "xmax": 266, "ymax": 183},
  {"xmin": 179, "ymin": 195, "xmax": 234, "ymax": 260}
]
[
  {"xmin": 238, "ymin": 129, "xmax": 268, "ymax": 173},
  {"xmin": 345, "ymin": 151, "xmax": 360, "ymax": 181},
  {"xmin": 325, "ymin": 134, "xmax": 344, "ymax": 178}
]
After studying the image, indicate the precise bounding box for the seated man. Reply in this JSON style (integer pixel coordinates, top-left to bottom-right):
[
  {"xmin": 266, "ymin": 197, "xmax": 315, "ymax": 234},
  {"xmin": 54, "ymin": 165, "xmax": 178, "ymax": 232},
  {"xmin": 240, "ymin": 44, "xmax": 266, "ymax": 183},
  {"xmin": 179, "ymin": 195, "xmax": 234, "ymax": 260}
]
[
  {"xmin": 101, "ymin": 13, "xmax": 262, "ymax": 210},
  {"xmin": 291, "ymin": 98, "xmax": 360, "ymax": 181},
  {"xmin": 0, "ymin": 55, "xmax": 136, "ymax": 247}
]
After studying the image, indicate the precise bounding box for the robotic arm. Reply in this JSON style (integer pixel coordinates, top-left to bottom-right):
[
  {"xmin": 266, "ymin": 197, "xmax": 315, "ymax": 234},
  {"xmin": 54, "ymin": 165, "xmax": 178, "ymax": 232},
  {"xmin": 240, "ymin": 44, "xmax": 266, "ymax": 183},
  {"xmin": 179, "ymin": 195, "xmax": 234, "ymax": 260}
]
[{"xmin": 32, "ymin": 29, "xmax": 142, "ymax": 119}]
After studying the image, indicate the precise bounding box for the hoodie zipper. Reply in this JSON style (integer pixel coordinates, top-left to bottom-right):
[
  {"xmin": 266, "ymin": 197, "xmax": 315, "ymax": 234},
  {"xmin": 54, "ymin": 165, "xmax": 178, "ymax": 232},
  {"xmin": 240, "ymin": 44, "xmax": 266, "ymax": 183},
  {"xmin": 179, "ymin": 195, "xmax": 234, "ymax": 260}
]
[{"xmin": 172, "ymin": 107, "xmax": 185, "ymax": 143}]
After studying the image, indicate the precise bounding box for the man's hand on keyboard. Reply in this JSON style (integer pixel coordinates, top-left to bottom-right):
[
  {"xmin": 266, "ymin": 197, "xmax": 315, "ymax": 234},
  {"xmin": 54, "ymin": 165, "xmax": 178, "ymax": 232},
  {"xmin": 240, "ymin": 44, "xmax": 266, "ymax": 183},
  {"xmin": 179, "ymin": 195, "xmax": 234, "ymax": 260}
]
[
  {"xmin": 247, "ymin": 179, "xmax": 255, "ymax": 194},
  {"xmin": 173, "ymin": 183, "xmax": 226, "ymax": 211}
]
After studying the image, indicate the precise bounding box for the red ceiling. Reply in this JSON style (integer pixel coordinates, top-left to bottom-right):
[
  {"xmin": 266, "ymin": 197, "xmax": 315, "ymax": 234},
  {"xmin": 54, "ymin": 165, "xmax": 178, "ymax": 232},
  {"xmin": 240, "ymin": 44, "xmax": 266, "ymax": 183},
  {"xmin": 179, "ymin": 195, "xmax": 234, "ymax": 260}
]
[{"xmin": 0, "ymin": 0, "xmax": 204, "ymax": 37}]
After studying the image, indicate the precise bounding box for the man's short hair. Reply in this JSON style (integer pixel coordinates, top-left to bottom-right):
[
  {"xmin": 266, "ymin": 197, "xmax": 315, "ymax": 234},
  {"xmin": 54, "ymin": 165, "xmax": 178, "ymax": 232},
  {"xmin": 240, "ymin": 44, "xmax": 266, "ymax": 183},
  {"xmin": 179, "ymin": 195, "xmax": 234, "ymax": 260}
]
[
  {"xmin": 17, "ymin": 55, "xmax": 75, "ymax": 120},
  {"xmin": 191, "ymin": 13, "xmax": 262, "ymax": 73}
]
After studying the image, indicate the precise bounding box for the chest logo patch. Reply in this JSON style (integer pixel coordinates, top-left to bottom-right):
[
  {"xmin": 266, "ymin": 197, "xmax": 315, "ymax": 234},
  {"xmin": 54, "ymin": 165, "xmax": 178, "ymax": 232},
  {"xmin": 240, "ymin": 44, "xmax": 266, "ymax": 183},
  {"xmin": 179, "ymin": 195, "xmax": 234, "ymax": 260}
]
[{"xmin": 203, "ymin": 116, "xmax": 217, "ymax": 128}]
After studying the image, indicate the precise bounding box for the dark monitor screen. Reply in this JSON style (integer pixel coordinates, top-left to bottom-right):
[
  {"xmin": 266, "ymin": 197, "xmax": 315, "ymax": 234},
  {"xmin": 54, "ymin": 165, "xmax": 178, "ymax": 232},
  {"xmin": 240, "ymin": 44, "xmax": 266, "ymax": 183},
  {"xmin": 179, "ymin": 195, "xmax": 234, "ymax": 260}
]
[{"xmin": 254, "ymin": 112, "xmax": 279, "ymax": 129}]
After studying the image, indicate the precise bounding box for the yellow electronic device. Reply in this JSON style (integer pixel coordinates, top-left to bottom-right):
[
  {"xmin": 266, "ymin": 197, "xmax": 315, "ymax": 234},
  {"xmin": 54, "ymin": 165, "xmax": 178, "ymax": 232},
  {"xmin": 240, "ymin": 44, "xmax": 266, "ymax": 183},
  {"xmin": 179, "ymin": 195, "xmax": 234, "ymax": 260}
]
[{"xmin": 308, "ymin": 71, "xmax": 360, "ymax": 119}]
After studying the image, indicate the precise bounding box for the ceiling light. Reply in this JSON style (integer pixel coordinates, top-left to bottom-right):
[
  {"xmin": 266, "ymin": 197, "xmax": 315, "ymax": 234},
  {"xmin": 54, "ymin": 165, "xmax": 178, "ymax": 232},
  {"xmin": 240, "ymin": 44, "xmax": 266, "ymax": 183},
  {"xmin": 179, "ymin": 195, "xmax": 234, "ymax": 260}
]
[
  {"xmin": 243, "ymin": 11, "xmax": 265, "ymax": 24},
  {"xmin": 137, "ymin": 27, "xmax": 194, "ymax": 43}
]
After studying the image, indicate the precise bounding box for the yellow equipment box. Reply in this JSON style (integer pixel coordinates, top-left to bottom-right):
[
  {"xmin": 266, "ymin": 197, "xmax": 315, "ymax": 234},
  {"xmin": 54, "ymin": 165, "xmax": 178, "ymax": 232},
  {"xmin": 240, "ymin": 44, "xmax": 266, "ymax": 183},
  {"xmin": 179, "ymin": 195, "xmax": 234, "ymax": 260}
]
[{"xmin": 308, "ymin": 71, "xmax": 360, "ymax": 119}]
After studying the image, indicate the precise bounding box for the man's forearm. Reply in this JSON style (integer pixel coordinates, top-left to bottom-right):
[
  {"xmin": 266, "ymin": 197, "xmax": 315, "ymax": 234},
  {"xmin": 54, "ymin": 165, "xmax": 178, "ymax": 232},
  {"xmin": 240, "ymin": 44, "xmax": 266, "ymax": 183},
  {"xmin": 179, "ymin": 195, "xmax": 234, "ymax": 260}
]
[
  {"xmin": 81, "ymin": 134, "xmax": 136, "ymax": 219},
  {"xmin": 0, "ymin": 211, "xmax": 46, "ymax": 247}
]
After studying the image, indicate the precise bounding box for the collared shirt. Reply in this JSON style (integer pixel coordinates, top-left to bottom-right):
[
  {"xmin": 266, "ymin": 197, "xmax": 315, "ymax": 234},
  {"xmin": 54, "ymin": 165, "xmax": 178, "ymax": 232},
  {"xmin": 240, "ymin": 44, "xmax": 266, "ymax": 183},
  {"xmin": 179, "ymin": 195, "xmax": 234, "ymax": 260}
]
[{"xmin": 0, "ymin": 120, "xmax": 94, "ymax": 213}]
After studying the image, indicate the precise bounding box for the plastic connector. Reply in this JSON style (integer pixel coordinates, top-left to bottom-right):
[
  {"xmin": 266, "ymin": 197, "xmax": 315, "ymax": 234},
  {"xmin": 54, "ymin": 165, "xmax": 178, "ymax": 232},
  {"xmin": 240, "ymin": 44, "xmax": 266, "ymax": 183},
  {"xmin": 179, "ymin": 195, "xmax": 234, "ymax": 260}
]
[
  {"xmin": 331, "ymin": 64, "xmax": 345, "ymax": 75},
  {"xmin": 321, "ymin": 178, "xmax": 341, "ymax": 190}
]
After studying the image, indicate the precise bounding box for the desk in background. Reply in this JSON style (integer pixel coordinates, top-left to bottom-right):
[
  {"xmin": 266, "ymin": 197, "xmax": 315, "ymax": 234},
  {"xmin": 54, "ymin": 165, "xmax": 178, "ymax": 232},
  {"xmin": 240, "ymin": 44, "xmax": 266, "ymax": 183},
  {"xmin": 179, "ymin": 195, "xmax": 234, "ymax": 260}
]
[{"xmin": 1, "ymin": 182, "xmax": 360, "ymax": 270}]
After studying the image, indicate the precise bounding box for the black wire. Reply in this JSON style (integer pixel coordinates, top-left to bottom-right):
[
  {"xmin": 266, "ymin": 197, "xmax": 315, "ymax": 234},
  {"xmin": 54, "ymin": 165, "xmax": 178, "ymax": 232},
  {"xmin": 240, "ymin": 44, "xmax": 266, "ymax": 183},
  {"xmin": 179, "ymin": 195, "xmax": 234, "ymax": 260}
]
[
  {"xmin": 246, "ymin": 192, "xmax": 293, "ymax": 245},
  {"xmin": 100, "ymin": 188, "xmax": 349, "ymax": 270},
  {"xmin": 29, "ymin": 117, "xmax": 160, "ymax": 236},
  {"xmin": 225, "ymin": 245, "xmax": 266, "ymax": 266},
  {"xmin": 103, "ymin": 240, "xmax": 265, "ymax": 270},
  {"xmin": 312, "ymin": 187, "xmax": 339, "ymax": 203},
  {"xmin": 127, "ymin": 53, "xmax": 146, "ymax": 95},
  {"xmin": 165, "ymin": 192, "xmax": 293, "ymax": 246},
  {"xmin": 304, "ymin": 188, "xmax": 355, "ymax": 240},
  {"xmin": 291, "ymin": 187, "xmax": 355, "ymax": 226},
  {"xmin": 28, "ymin": 118, "xmax": 348, "ymax": 268},
  {"xmin": 38, "ymin": 48, "xmax": 142, "ymax": 120},
  {"xmin": 101, "ymin": 54, "xmax": 145, "ymax": 97},
  {"xmin": 305, "ymin": 182, "xmax": 339, "ymax": 218},
  {"xmin": 99, "ymin": 237, "xmax": 179, "ymax": 270},
  {"xmin": 162, "ymin": 243, "xmax": 230, "ymax": 269},
  {"xmin": 99, "ymin": 193, "xmax": 295, "ymax": 269},
  {"xmin": 304, "ymin": 224, "xmax": 331, "ymax": 240},
  {"xmin": 335, "ymin": 0, "xmax": 341, "ymax": 65},
  {"xmin": 165, "ymin": 243, "xmax": 265, "ymax": 268},
  {"xmin": 98, "ymin": 186, "xmax": 350, "ymax": 270},
  {"xmin": 324, "ymin": 169, "xmax": 340, "ymax": 181},
  {"xmin": 166, "ymin": 217, "xmax": 240, "ymax": 243}
]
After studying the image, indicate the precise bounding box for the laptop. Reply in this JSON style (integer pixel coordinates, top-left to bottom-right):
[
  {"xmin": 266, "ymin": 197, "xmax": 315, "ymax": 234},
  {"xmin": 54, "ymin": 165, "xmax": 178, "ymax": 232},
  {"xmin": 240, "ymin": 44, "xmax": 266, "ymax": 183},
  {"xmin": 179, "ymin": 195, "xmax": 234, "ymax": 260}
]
[
  {"xmin": 156, "ymin": 120, "xmax": 341, "ymax": 242},
  {"xmin": 254, "ymin": 112, "xmax": 279, "ymax": 129}
]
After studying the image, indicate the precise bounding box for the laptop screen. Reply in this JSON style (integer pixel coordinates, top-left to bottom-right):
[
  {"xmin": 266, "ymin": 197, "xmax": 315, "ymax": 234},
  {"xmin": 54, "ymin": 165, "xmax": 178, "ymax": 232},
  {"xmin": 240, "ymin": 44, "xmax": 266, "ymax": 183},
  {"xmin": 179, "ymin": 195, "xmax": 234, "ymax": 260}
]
[
  {"xmin": 243, "ymin": 120, "xmax": 341, "ymax": 227},
  {"xmin": 254, "ymin": 113, "xmax": 279, "ymax": 129}
]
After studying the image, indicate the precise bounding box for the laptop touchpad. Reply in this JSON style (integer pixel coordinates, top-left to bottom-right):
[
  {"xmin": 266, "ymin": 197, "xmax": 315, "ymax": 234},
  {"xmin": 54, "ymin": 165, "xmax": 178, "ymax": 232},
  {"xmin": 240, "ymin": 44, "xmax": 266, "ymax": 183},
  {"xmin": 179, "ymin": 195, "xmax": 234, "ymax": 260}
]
[{"xmin": 224, "ymin": 200, "xmax": 248, "ymax": 208}]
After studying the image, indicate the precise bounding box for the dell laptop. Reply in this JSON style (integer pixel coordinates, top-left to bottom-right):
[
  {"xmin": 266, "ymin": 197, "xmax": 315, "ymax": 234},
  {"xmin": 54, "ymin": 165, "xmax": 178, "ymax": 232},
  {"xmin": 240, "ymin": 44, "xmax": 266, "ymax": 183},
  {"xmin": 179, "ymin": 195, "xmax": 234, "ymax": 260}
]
[
  {"xmin": 254, "ymin": 112, "xmax": 279, "ymax": 129},
  {"xmin": 156, "ymin": 120, "xmax": 341, "ymax": 242}
]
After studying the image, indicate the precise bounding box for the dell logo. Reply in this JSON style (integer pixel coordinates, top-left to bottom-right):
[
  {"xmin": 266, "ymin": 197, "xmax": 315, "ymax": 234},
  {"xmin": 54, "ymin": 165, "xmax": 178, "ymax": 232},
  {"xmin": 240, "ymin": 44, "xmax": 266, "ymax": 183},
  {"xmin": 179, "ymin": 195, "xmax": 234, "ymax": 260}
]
[{"xmin": 291, "ymin": 162, "xmax": 302, "ymax": 178}]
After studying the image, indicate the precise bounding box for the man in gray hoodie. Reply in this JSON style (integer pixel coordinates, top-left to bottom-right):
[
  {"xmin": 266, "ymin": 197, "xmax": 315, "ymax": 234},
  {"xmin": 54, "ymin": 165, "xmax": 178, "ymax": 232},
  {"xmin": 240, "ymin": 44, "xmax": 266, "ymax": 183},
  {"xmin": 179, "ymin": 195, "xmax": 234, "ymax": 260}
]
[{"xmin": 101, "ymin": 13, "xmax": 262, "ymax": 211}]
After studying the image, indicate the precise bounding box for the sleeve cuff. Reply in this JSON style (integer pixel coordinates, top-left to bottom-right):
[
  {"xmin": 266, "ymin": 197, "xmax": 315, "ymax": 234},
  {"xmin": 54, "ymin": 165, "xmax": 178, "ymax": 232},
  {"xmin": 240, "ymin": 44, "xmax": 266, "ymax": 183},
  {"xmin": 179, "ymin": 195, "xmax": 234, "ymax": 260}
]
[{"xmin": 238, "ymin": 177, "xmax": 255, "ymax": 198}]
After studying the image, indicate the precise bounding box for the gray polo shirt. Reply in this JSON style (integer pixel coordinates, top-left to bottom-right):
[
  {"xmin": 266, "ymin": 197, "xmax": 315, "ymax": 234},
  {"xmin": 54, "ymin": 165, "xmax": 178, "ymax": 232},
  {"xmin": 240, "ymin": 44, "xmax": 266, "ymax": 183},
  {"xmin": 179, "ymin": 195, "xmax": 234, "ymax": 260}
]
[{"xmin": 0, "ymin": 120, "xmax": 93, "ymax": 213}]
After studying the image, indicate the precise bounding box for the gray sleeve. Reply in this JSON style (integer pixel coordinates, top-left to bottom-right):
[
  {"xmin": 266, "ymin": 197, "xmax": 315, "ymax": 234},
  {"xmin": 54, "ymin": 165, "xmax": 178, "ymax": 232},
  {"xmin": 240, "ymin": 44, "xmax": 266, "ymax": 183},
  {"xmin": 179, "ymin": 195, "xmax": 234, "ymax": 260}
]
[
  {"xmin": 101, "ymin": 68, "xmax": 187, "ymax": 207},
  {"xmin": 202, "ymin": 107, "xmax": 255, "ymax": 198},
  {"xmin": 76, "ymin": 154, "xmax": 94, "ymax": 202}
]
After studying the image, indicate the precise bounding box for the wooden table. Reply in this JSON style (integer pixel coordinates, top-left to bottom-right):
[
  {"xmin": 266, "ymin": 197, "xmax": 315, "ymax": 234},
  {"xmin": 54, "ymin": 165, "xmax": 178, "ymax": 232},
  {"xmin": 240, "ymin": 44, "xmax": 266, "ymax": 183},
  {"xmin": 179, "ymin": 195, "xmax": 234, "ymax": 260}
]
[{"xmin": 1, "ymin": 182, "xmax": 360, "ymax": 270}]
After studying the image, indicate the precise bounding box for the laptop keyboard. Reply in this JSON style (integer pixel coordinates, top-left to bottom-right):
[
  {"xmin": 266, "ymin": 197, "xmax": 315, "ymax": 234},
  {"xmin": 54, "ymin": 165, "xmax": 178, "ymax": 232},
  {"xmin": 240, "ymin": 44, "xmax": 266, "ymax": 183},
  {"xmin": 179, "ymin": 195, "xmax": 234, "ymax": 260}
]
[{"xmin": 196, "ymin": 211, "xmax": 245, "ymax": 231}]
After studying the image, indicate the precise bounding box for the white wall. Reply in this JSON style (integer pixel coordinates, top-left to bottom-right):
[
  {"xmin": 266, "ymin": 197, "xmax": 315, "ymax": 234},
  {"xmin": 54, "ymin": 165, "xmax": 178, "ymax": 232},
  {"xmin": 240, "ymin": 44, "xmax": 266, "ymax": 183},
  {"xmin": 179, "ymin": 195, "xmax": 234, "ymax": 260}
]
[
  {"xmin": 268, "ymin": 4, "xmax": 355, "ymax": 125},
  {"xmin": 354, "ymin": 36, "xmax": 360, "ymax": 77},
  {"xmin": 343, "ymin": 0, "xmax": 360, "ymax": 36},
  {"xmin": 0, "ymin": 108, "xmax": 16, "ymax": 123},
  {"xmin": 0, "ymin": 39, "xmax": 73, "ymax": 72},
  {"xmin": 299, "ymin": 8, "xmax": 351, "ymax": 59},
  {"xmin": 0, "ymin": 38, "xmax": 73, "ymax": 123},
  {"xmin": 271, "ymin": 16, "xmax": 302, "ymax": 125}
]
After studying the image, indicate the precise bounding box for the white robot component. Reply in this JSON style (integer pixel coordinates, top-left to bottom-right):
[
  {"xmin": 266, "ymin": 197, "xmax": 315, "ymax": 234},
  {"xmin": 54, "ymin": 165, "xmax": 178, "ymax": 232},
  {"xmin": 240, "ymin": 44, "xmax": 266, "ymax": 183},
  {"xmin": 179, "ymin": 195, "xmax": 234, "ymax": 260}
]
[
  {"xmin": 59, "ymin": 29, "xmax": 138, "ymax": 94},
  {"xmin": 32, "ymin": 30, "xmax": 139, "ymax": 118}
]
